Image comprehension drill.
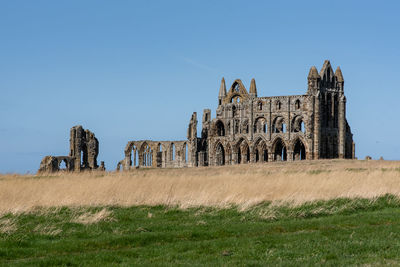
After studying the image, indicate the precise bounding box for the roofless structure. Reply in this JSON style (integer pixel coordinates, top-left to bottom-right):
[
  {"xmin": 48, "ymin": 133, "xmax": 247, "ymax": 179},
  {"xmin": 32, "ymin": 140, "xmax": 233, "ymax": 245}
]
[{"xmin": 119, "ymin": 60, "xmax": 355, "ymax": 170}]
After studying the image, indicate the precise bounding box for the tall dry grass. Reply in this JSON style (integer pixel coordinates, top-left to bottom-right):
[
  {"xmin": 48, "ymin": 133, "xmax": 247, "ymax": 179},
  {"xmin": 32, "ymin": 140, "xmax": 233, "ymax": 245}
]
[{"xmin": 1, "ymin": 159, "xmax": 400, "ymax": 214}]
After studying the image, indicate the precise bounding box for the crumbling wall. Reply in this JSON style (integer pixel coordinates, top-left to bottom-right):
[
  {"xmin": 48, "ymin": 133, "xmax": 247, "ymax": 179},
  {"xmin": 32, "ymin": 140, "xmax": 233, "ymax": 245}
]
[{"xmin": 38, "ymin": 125, "xmax": 103, "ymax": 173}]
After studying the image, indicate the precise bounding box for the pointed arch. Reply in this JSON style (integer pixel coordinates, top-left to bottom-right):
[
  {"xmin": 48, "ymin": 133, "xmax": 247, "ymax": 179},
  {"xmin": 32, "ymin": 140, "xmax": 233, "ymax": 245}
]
[
  {"xmin": 140, "ymin": 142, "xmax": 153, "ymax": 167},
  {"xmin": 254, "ymin": 137, "xmax": 268, "ymax": 163},
  {"xmin": 214, "ymin": 120, "xmax": 225, "ymax": 136},
  {"xmin": 224, "ymin": 79, "xmax": 249, "ymax": 104},
  {"xmin": 254, "ymin": 117, "xmax": 267, "ymax": 134},
  {"xmin": 169, "ymin": 143, "xmax": 176, "ymax": 162},
  {"xmin": 156, "ymin": 143, "xmax": 163, "ymax": 168},
  {"xmin": 272, "ymin": 138, "xmax": 287, "ymax": 161},
  {"xmin": 234, "ymin": 138, "xmax": 250, "ymax": 164},
  {"xmin": 293, "ymin": 138, "xmax": 306, "ymax": 161},
  {"xmin": 215, "ymin": 142, "xmax": 225, "ymax": 166},
  {"xmin": 272, "ymin": 116, "xmax": 286, "ymax": 133},
  {"xmin": 291, "ymin": 115, "xmax": 305, "ymax": 133},
  {"xmin": 241, "ymin": 119, "xmax": 249, "ymax": 134}
]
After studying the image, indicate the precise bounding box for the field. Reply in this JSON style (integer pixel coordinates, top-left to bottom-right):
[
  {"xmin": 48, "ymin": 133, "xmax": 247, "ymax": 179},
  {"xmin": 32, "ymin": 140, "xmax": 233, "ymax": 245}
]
[{"xmin": 1, "ymin": 159, "xmax": 400, "ymax": 265}]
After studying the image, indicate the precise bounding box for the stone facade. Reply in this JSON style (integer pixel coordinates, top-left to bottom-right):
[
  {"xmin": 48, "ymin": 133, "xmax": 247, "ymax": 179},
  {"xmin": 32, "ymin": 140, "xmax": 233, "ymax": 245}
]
[
  {"xmin": 120, "ymin": 60, "xmax": 354, "ymax": 170},
  {"xmin": 38, "ymin": 125, "xmax": 104, "ymax": 173}
]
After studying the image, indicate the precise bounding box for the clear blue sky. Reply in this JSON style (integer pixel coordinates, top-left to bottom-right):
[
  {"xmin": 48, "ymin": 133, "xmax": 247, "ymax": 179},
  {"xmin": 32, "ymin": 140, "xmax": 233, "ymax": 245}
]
[{"xmin": 1, "ymin": 1, "xmax": 399, "ymax": 173}]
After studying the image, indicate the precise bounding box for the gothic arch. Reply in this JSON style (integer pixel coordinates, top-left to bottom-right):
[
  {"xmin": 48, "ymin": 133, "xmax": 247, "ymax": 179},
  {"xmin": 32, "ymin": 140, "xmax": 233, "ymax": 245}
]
[
  {"xmin": 254, "ymin": 116, "xmax": 267, "ymax": 134},
  {"xmin": 224, "ymin": 79, "xmax": 249, "ymax": 104},
  {"xmin": 181, "ymin": 142, "xmax": 189, "ymax": 163},
  {"xmin": 253, "ymin": 137, "xmax": 268, "ymax": 162},
  {"xmin": 241, "ymin": 119, "xmax": 249, "ymax": 134},
  {"xmin": 291, "ymin": 115, "xmax": 305, "ymax": 133},
  {"xmin": 292, "ymin": 138, "xmax": 306, "ymax": 161},
  {"xmin": 214, "ymin": 120, "xmax": 225, "ymax": 136},
  {"xmin": 272, "ymin": 116, "xmax": 286, "ymax": 133},
  {"xmin": 233, "ymin": 137, "xmax": 250, "ymax": 164},
  {"xmin": 169, "ymin": 142, "xmax": 176, "ymax": 162},
  {"xmin": 139, "ymin": 142, "xmax": 153, "ymax": 167},
  {"xmin": 215, "ymin": 142, "xmax": 225, "ymax": 166},
  {"xmin": 272, "ymin": 137, "xmax": 287, "ymax": 161}
]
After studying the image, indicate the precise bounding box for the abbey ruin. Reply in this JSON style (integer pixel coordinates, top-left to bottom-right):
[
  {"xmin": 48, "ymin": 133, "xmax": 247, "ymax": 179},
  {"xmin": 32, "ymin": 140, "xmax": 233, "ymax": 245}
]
[
  {"xmin": 38, "ymin": 125, "xmax": 105, "ymax": 172},
  {"xmin": 119, "ymin": 60, "xmax": 355, "ymax": 170}
]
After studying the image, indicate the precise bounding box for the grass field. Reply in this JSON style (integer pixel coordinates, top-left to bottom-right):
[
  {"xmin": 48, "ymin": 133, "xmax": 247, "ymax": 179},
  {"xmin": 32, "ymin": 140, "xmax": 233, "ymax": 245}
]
[{"xmin": 1, "ymin": 160, "xmax": 400, "ymax": 265}]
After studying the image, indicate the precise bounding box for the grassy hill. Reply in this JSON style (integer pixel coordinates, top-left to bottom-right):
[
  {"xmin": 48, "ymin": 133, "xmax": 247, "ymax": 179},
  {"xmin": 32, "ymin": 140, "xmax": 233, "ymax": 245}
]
[{"xmin": 1, "ymin": 160, "xmax": 400, "ymax": 265}]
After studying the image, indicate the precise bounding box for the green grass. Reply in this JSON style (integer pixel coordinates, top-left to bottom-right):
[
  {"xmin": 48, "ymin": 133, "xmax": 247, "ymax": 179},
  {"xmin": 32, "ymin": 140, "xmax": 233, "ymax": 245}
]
[{"xmin": 1, "ymin": 195, "xmax": 400, "ymax": 266}]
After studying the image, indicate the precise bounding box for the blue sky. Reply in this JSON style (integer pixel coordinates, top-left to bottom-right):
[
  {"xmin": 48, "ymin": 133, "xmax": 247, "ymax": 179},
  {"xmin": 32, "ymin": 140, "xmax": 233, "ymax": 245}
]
[{"xmin": 1, "ymin": 1, "xmax": 399, "ymax": 173}]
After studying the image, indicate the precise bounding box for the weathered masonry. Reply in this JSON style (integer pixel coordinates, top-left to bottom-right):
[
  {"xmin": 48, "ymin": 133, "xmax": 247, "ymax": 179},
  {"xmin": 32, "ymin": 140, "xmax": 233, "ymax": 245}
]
[
  {"xmin": 120, "ymin": 60, "xmax": 354, "ymax": 170},
  {"xmin": 38, "ymin": 125, "xmax": 105, "ymax": 172}
]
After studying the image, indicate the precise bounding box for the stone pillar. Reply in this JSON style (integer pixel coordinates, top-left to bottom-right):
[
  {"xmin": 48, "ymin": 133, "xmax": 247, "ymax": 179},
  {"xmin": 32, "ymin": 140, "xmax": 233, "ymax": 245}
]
[
  {"xmin": 250, "ymin": 99, "xmax": 254, "ymax": 141},
  {"xmin": 198, "ymin": 152, "xmax": 206, "ymax": 166},
  {"xmin": 338, "ymin": 96, "xmax": 346, "ymax": 158},
  {"xmin": 268, "ymin": 99, "xmax": 272, "ymax": 141},
  {"xmin": 268, "ymin": 152, "xmax": 274, "ymax": 162},
  {"xmin": 232, "ymin": 152, "xmax": 238, "ymax": 165},
  {"xmin": 249, "ymin": 148, "xmax": 256, "ymax": 163},
  {"xmin": 313, "ymin": 94, "xmax": 321, "ymax": 159},
  {"xmin": 287, "ymin": 150, "xmax": 294, "ymax": 162},
  {"xmin": 288, "ymin": 97, "xmax": 291, "ymax": 140}
]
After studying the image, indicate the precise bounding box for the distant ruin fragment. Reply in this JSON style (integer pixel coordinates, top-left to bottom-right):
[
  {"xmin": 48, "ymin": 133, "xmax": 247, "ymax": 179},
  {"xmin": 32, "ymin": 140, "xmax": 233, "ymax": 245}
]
[{"xmin": 38, "ymin": 125, "xmax": 104, "ymax": 173}]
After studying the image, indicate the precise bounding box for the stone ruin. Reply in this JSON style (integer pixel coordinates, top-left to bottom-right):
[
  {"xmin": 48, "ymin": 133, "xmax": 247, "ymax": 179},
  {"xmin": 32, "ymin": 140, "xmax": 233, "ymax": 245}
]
[
  {"xmin": 38, "ymin": 60, "xmax": 356, "ymax": 172},
  {"xmin": 38, "ymin": 125, "xmax": 105, "ymax": 173},
  {"xmin": 119, "ymin": 60, "xmax": 355, "ymax": 170}
]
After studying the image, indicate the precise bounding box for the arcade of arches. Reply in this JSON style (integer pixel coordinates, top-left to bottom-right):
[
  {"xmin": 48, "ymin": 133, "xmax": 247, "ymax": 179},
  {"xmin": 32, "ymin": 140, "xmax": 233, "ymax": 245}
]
[{"xmin": 213, "ymin": 137, "xmax": 307, "ymax": 166}]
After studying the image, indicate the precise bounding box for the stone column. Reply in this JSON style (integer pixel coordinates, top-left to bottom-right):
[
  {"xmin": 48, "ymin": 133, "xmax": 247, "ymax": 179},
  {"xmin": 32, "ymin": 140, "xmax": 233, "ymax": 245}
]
[
  {"xmin": 338, "ymin": 95, "xmax": 346, "ymax": 158},
  {"xmin": 250, "ymin": 99, "xmax": 254, "ymax": 141},
  {"xmin": 232, "ymin": 152, "xmax": 238, "ymax": 165},
  {"xmin": 287, "ymin": 150, "xmax": 294, "ymax": 162},
  {"xmin": 288, "ymin": 97, "xmax": 291, "ymax": 140},
  {"xmin": 249, "ymin": 148, "xmax": 256, "ymax": 163},
  {"xmin": 268, "ymin": 152, "xmax": 274, "ymax": 162},
  {"xmin": 268, "ymin": 99, "xmax": 272, "ymax": 141},
  {"xmin": 313, "ymin": 94, "xmax": 321, "ymax": 159}
]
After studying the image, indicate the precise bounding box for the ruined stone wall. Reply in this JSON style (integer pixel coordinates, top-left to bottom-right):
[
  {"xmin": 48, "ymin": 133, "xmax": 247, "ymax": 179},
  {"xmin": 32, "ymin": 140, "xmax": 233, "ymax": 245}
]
[
  {"xmin": 120, "ymin": 140, "xmax": 191, "ymax": 170},
  {"xmin": 120, "ymin": 60, "xmax": 354, "ymax": 170},
  {"xmin": 38, "ymin": 126, "xmax": 103, "ymax": 173}
]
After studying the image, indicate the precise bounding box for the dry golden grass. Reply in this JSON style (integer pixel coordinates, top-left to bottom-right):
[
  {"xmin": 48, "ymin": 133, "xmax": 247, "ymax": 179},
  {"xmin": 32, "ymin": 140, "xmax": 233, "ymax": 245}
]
[{"xmin": 1, "ymin": 159, "xmax": 400, "ymax": 214}]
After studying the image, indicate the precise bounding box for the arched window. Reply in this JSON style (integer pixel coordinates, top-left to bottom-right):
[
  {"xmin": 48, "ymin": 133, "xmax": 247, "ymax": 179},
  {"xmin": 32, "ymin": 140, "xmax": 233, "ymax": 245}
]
[
  {"xmin": 59, "ymin": 159, "xmax": 67, "ymax": 170},
  {"xmin": 295, "ymin": 99, "xmax": 301, "ymax": 110},
  {"xmin": 291, "ymin": 116, "xmax": 305, "ymax": 133},
  {"xmin": 293, "ymin": 139, "xmax": 306, "ymax": 160},
  {"xmin": 242, "ymin": 121, "xmax": 249, "ymax": 134},
  {"xmin": 142, "ymin": 144, "xmax": 152, "ymax": 167},
  {"xmin": 254, "ymin": 117, "xmax": 267, "ymax": 134},
  {"xmin": 276, "ymin": 100, "xmax": 281, "ymax": 110},
  {"xmin": 258, "ymin": 101, "xmax": 262, "ymax": 110},
  {"xmin": 216, "ymin": 143, "xmax": 225, "ymax": 166},
  {"xmin": 234, "ymin": 119, "xmax": 239, "ymax": 134},
  {"xmin": 274, "ymin": 139, "xmax": 287, "ymax": 161},
  {"xmin": 131, "ymin": 145, "xmax": 139, "ymax": 167},
  {"xmin": 184, "ymin": 143, "xmax": 188, "ymax": 163},
  {"xmin": 171, "ymin": 143, "xmax": 176, "ymax": 161},
  {"xmin": 215, "ymin": 120, "xmax": 225, "ymax": 136},
  {"xmin": 272, "ymin": 117, "xmax": 285, "ymax": 133}
]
